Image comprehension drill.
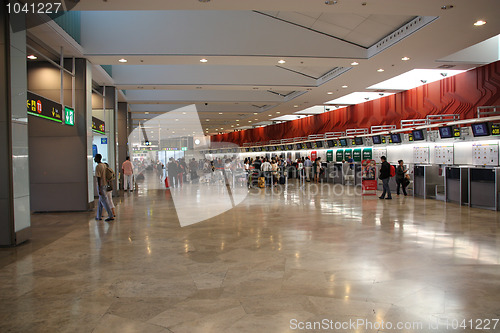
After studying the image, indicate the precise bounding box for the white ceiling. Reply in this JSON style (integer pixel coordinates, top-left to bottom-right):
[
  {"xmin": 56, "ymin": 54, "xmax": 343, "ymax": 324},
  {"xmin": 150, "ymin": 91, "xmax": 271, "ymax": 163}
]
[{"xmin": 26, "ymin": 0, "xmax": 500, "ymax": 135}]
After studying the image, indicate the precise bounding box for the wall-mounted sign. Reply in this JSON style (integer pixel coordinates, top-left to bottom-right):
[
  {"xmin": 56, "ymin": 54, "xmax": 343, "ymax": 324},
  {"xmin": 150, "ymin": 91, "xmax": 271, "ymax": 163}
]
[
  {"xmin": 362, "ymin": 148, "xmax": 373, "ymax": 160},
  {"xmin": 64, "ymin": 107, "xmax": 75, "ymax": 126},
  {"xmin": 101, "ymin": 138, "xmax": 107, "ymax": 144},
  {"xmin": 27, "ymin": 91, "xmax": 62, "ymax": 123},
  {"xmin": 353, "ymin": 148, "xmax": 362, "ymax": 162},
  {"xmin": 181, "ymin": 147, "xmax": 188, "ymax": 151},
  {"xmin": 336, "ymin": 150, "xmax": 344, "ymax": 162},
  {"xmin": 92, "ymin": 117, "xmax": 105, "ymax": 134},
  {"xmin": 326, "ymin": 150, "xmax": 334, "ymax": 162}
]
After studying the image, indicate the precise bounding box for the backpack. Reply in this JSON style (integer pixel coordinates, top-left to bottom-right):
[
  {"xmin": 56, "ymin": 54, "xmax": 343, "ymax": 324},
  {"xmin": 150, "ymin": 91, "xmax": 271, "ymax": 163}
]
[
  {"xmin": 105, "ymin": 166, "xmax": 115, "ymax": 183},
  {"xmin": 390, "ymin": 165, "xmax": 396, "ymax": 177}
]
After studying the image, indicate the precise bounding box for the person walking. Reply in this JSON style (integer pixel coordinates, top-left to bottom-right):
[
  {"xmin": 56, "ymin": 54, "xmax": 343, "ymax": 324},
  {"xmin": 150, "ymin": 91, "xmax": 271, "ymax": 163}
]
[
  {"xmin": 396, "ymin": 159, "xmax": 408, "ymax": 196},
  {"xmin": 121, "ymin": 156, "xmax": 134, "ymax": 192},
  {"xmin": 378, "ymin": 156, "xmax": 392, "ymax": 200},
  {"xmin": 94, "ymin": 154, "xmax": 114, "ymax": 221}
]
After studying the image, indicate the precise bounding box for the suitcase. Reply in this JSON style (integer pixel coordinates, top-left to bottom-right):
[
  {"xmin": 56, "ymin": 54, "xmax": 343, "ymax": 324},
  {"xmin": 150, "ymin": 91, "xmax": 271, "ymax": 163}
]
[
  {"xmin": 279, "ymin": 176, "xmax": 286, "ymax": 185},
  {"xmin": 258, "ymin": 177, "xmax": 265, "ymax": 188}
]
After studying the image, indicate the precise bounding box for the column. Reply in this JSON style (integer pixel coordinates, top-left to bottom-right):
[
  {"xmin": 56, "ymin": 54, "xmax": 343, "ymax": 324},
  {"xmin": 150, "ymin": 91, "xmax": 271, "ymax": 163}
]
[{"xmin": 0, "ymin": 7, "xmax": 30, "ymax": 245}]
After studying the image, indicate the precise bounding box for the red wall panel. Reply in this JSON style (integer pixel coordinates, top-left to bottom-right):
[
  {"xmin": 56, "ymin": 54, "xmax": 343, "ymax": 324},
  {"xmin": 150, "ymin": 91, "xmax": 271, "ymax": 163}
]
[{"xmin": 212, "ymin": 61, "xmax": 500, "ymax": 146}]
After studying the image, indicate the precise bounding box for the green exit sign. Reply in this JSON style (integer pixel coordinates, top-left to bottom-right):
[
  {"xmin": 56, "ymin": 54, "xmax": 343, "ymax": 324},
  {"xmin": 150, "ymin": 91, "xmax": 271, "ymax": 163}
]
[
  {"xmin": 181, "ymin": 147, "xmax": 188, "ymax": 151},
  {"xmin": 64, "ymin": 107, "xmax": 75, "ymax": 126}
]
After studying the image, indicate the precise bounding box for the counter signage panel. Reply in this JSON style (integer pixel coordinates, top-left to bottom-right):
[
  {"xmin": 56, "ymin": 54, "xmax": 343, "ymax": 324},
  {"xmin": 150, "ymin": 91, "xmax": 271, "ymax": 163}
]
[
  {"xmin": 92, "ymin": 117, "xmax": 106, "ymax": 134},
  {"xmin": 491, "ymin": 123, "xmax": 500, "ymax": 136},
  {"xmin": 339, "ymin": 139, "xmax": 348, "ymax": 147},
  {"xmin": 296, "ymin": 143, "xmax": 302, "ymax": 150},
  {"xmin": 353, "ymin": 148, "xmax": 362, "ymax": 162},
  {"xmin": 27, "ymin": 91, "xmax": 62, "ymax": 123},
  {"xmin": 326, "ymin": 150, "xmax": 334, "ymax": 162},
  {"xmin": 362, "ymin": 148, "xmax": 373, "ymax": 160},
  {"xmin": 372, "ymin": 135, "xmax": 382, "ymax": 144},
  {"xmin": 316, "ymin": 141, "xmax": 323, "ymax": 148},
  {"xmin": 471, "ymin": 122, "xmax": 490, "ymax": 137},
  {"xmin": 336, "ymin": 150, "xmax": 344, "ymax": 162}
]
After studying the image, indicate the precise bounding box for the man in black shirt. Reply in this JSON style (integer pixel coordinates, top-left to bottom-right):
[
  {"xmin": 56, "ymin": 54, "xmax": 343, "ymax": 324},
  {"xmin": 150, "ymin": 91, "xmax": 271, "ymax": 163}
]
[{"xmin": 378, "ymin": 156, "xmax": 392, "ymax": 199}]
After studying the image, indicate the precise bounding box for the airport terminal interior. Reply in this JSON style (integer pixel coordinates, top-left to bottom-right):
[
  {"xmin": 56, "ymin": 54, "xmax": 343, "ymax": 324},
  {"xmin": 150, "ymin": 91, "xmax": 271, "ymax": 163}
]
[{"xmin": 1, "ymin": 1, "xmax": 500, "ymax": 332}]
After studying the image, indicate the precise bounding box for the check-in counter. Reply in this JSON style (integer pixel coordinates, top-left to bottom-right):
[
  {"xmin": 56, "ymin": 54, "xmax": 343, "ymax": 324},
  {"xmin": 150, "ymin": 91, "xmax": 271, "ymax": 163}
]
[
  {"xmin": 413, "ymin": 165, "xmax": 444, "ymax": 199},
  {"xmin": 445, "ymin": 166, "xmax": 468, "ymax": 205},
  {"xmin": 328, "ymin": 163, "xmax": 343, "ymax": 184},
  {"xmin": 320, "ymin": 162, "xmax": 328, "ymax": 182},
  {"xmin": 354, "ymin": 164, "xmax": 363, "ymax": 186},
  {"xmin": 469, "ymin": 168, "xmax": 498, "ymax": 210}
]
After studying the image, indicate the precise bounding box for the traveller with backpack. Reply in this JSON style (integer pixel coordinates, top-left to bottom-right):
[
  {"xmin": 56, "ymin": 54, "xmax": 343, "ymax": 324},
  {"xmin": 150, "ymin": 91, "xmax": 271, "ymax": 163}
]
[
  {"xmin": 94, "ymin": 154, "xmax": 114, "ymax": 221},
  {"xmin": 104, "ymin": 163, "xmax": 116, "ymax": 218},
  {"xmin": 378, "ymin": 156, "xmax": 392, "ymax": 200}
]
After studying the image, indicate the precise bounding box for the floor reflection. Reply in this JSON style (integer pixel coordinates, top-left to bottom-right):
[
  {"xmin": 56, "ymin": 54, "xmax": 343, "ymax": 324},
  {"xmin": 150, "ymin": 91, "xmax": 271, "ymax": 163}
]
[{"xmin": 0, "ymin": 178, "xmax": 499, "ymax": 332}]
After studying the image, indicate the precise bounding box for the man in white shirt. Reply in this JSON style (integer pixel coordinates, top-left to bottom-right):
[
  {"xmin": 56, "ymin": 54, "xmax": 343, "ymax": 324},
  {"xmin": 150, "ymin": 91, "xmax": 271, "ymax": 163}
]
[
  {"xmin": 304, "ymin": 157, "xmax": 313, "ymax": 182},
  {"xmin": 122, "ymin": 156, "xmax": 134, "ymax": 192},
  {"xmin": 260, "ymin": 158, "xmax": 272, "ymax": 186}
]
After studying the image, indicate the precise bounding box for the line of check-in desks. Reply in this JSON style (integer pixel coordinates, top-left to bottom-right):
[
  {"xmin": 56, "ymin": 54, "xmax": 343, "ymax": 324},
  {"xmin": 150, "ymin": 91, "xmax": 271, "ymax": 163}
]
[{"xmin": 315, "ymin": 162, "xmax": 500, "ymax": 211}]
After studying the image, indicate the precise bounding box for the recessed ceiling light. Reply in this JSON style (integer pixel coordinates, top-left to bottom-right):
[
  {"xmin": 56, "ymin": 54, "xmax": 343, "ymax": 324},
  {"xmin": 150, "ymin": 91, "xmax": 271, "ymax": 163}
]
[
  {"xmin": 206, "ymin": 119, "xmax": 209, "ymax": 121},
  {"xmin": 254, "ymin": 118, "xmax": 258, "ymax": 120},
  {"xmin": 236, "ymin": 119, "xmax": 239, "ymax": 121},
  {"xmin": 351, "ymin": 61, "xmax": 359, "ymax": 66},
  {"xmin": 327, "ymin": 92, "xmax": 333, "ymax": 94},
  {"xmin": 401, "ymin": 56, "xmax": 410, "ymax": 61},
  {"xmin": 253, "ymin": 112, "xmax": 258, "ymax": 115},
  {"xmin": 268, "ymin": 114, "xmax": 272, "ymax": 116},
  {"xmin": 219, "ymin": 112, "xmax": 223, "ymax": 115},
  {"xmin": 293, "ymin": 105, "xmax": 298, "ymax": 108},
  {"xmin": 182, "ymin": 112, "xmax": 186, "ymax": 115},
  {"xmin": 27, "ymin": 55, "xmax": 37, "ymax": 60},
  {"xmin": 342, "ymin": 85, "xmax": 348, "ymax": 88},
  {"xmin": 200, "ymin": 58, "xmax": 208, "ymax": 63},
  {"xmin": 118, "ymin": 58, "xmax": 127, "ymax": 63},
  {"xmin": 474, "ymin": 20, "xmax": 486, "ymax": 26},
  {"xmin": 236, "ymin": 123, "xmax": 240, "ymax": 126},
  {"xmin": 231, "ymin": 125, "xmax": 234, "ymax": 127},
  {"xmin": 248, "ymin": 121, "xmax": 252, "ymax": 123},
  {"xmin": 175, "ymin": 119, "xmax": 179, "ymax": 121},
  {"xmin": 377, "ymin": 68, "xmax": 385, "ymax": 72},
  {"xmin": 276, "ymin": 112, "xmax": 280, "ymax": 114},
  {"xmin": 145, "ymin": 112, "xmax": 149, "ymax": 114},
  {"xmin": 278, "ymin": 59, "xmax": 286, "ymax": 64}
]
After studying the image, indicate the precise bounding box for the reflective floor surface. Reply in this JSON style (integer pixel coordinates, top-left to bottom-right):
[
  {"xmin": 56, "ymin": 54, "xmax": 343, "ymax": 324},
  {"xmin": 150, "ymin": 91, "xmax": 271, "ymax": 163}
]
[{"xmin": 1, "ymin": 175, "xmax": 500, "ymax": 332}]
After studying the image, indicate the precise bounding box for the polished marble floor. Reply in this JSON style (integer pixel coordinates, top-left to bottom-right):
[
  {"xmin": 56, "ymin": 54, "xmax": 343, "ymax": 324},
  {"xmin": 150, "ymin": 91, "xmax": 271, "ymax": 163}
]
[{"xmin": 1, "ymin": 175, "xmax": 500, "ymax": 332}]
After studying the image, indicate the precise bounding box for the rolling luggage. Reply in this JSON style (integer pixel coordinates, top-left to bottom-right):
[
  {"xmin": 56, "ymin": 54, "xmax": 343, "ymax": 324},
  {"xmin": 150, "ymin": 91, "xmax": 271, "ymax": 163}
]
[{"xmin": 279, "ymin": 176, "xmax": 286, "ymax": 185}]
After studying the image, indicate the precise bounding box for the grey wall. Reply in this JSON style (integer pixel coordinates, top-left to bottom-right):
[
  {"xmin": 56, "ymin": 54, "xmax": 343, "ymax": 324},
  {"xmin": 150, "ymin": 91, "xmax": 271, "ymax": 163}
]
[
  {"xmin": 27, "ymin": 59, "xmax": 93, "ymax": 212},
  {"xmin": 0, "ymin": 7, "xmax": 31, "ymax": 246},
  {"xmin": 117, "ymin": 101, "xmax": 128, "ymax": 188}
]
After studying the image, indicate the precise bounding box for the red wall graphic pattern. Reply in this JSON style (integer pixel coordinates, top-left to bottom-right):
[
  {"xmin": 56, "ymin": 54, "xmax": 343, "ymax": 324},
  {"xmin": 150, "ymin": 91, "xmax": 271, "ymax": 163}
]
[{"xmin": 212, "ymin": 60, "xmax": 500, "ymax": 146}]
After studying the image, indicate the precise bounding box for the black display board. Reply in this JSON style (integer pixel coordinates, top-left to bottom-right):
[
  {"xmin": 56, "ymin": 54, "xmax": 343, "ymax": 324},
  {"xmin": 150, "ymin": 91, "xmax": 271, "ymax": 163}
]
[
  {"xmin": 27, "ymin": 91, "xmax": 62, "ymax": 123},
  {"xmin": 92, "ymin": 117, "xmax": 106, "ymax": 134}
]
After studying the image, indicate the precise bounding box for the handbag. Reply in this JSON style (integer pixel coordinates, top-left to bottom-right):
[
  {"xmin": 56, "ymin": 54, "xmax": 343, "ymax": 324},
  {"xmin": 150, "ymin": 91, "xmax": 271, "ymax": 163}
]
[{"xmin": 106, "ymin": 184, "xmax": 113, "ymax": 191}]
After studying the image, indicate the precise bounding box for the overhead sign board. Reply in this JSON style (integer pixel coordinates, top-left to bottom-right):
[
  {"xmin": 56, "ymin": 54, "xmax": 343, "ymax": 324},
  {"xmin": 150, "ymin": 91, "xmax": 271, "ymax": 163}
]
[
  {"xmin": 92, "ymin": 117, "xmax": 105, "ymax": 134},
  {"xmin": 27, "ymin": 91, "xmax": 62, "ymax": 123}
]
